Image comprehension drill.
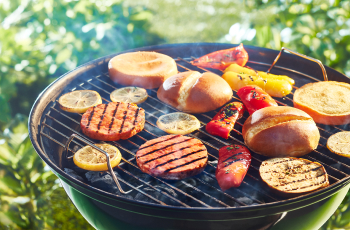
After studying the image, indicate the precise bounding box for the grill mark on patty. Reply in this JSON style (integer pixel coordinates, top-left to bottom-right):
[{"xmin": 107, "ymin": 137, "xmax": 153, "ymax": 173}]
[
  {"xmin": 97, "ymin": 104, "xmax": 108, "ymax": 131},
  {"xmin": 142, "ymin": 144, "xmax": 202, "ymax": 164},
  {"xmin": 108, "ymin": 102, "xmax": 120, "ymax": 132},
  {"xmin": 134, "ymin": 108, "xmax": 141, "ymax": 125},
  {"xmin": 86, "ymin": 107, "xmax": 95, "ymax": 128},
  {"xmin": 137, "ymin": 138, "xmax": 193, "ymax": 159},
  {"xmin": 137, "ymin": 135, "xmax": 182, "ymax": 151},
  {"xmin": 163, "ymin": 155, "xmax": 208, "ymax": 173},
  {"xmin": 81, "ymin": 102, "xmax": 145, "ymax": 141},
  {"xmin": 119, "ymin": 104, "xmax": 130, "ymax": 133},
  {"xmin": 154, "ymin": 148, "xmax": 207, "ymax": 169}
]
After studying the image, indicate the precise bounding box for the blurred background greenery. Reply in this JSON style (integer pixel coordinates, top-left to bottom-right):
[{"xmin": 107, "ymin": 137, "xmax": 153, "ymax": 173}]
[{"xmin": 1, "ymin": 0, "xmax": 350, "ymax": 229}]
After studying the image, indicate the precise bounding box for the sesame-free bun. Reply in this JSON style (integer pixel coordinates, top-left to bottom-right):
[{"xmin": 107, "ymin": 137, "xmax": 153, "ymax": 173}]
[
  {"xmin": 293, "ymin": 81, "xmax": 350, "ymax": 125},
  {"xmin": 108, "ymin": 51, "xmax": 178, "ymax": 89},
  {"xmin": 242, "ymin": 106, "xmax": 320, "ymax": 157},
  {"xmin": 157, "ymin": 71, "xmax": 233, "ymax": 114}
]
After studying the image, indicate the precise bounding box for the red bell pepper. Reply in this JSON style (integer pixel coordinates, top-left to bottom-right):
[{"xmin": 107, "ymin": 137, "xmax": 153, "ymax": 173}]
[
  {"xmin": 206, "ymin": 102, "xmax": 245, "ymax": 139},
  {"xmin": 237, "ymin": 85, "xmax": 278, "ymax": 115},
  {"xmin": 215, "ymin": 145, "xmax": 251, "ymax": 190},
  {"xmin": 191, "ymin": 43, "xmax": 249, "ymax": 70}
]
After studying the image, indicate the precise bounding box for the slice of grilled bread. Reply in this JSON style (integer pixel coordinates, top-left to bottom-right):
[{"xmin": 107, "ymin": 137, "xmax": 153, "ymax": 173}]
[
  {"xmin": 259, "ymin": 157, "xmax": 329, "ymax": 196},
  {"xmin": 293, "ymin": 81, "xmax": 350, "ymax": 125}
]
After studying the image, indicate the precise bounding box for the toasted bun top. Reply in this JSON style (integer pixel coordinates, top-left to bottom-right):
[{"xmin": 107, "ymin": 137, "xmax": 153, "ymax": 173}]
[
  {"xmin": 249, "ymin": 106, "xmax": 312, "ymax": 125},
  {"xmin": 108, "ymin": 51, "xmax": 178, "ymax": 89},
  {"xmin": 185, "ymin": 72, "xmax": 233, "ymax": 113},
  {"xmin": 243, "ymin": 106, "xmax": 314, "ymax": 140},
  {"xmin": 158, "ymin": 71, "xmax": 194, "ymax": 109},
  {"xmin": 242, "ymin": 106, "xmax": 320, "ymax": 157},
  {"xmin": 294, "ymin": 81, "xmax": 350, "ymax": 115},
  {"xmin": 157, "ymin": 71, "xmax": 233, "ymax": 113},
  {"xmin": 109, "ymin": 51, "xmax": 176, "ymax": 77}
]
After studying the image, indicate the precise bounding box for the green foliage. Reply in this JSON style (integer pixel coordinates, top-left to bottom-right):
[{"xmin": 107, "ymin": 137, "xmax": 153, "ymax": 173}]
[
  {"xmin": 0, "ymin": 115, "xmax": 91, "ymax": 229},
  {"xmin": 127, "ymin": 0, "xmax": 350, "ymax": 76},
  {"xmin": 0, "ymin": 0, "xmax": 162, "ymax": 126},
  {"xmin": 241, "ymin": 0, "xmax": 350, "ymax": 76},
  {"xmin": 321, "ymin": 191, "xmax": 350, "ymax": 230},
  {"xmin": 0, "ymin": 0, "xmax": 160, "ymax": 229}
]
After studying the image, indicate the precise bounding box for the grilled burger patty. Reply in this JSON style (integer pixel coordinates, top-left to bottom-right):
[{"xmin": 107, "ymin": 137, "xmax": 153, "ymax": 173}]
[
  {"xmin": 259, "ymin": 157, "xmax": 329, "ymax": 196},
  {"xmin": 136, "ymin": 135, "xmax": 208, "ymax": 180},
  {"xmin": 81, "ymin": 102, "xmax": 145, "ymax": 141}
]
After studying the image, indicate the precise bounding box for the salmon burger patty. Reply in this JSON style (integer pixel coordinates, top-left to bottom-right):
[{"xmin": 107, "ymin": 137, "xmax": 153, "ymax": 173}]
[
  {"xmin": 136, "ymin": 135, "xmax": 208, "ymax": 180},
  {"xmin": 81, "ymin": 102, "xmax": 145, "ymax": 141}
]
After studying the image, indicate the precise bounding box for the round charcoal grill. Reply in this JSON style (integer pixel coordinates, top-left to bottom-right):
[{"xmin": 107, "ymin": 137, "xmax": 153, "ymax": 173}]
[{"xmin": 29, "ymin": 43, "xmax": 350, "ymax": 230}]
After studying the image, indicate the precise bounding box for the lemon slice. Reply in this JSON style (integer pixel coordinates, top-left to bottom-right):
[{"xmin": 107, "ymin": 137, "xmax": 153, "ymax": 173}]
[
  {"xmin": 157, "ymin": 112, "xmax": 201, "ymax": 135},
  {"xmin": 327, "ymin": 131, "xmax": 350, "ymax": 157},
  {"xmin": 110, "ymin": 87, "xmax": 148, "ymax": 104},
  {"xmin": 73, "ymin": 144, "xmax": 122, "ymax": 171},
  {"xmin": 58, "ymin": 90, "xmax": 102, "ymax": 113}
]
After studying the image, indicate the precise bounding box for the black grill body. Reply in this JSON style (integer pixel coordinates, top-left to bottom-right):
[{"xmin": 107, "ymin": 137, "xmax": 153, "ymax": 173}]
[{"xmin": 29, "ymin": 43, "xmax": 350, "ymax": 230}]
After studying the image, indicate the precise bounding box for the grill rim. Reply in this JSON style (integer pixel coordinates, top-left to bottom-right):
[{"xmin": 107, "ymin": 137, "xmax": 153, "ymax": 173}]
[{"xmin": 29, "ymin": 43, "xmax": 350, "ymax": 213}]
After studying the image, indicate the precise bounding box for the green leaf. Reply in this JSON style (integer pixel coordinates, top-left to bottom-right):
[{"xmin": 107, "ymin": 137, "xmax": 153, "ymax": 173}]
[
  {"xmin": 0, "ymin": 75, "xmax": 17, "ymax": 101},
  {"xmin": 0, "ymin": 95, "xmax": 11, "ymax": 123},
  {"xmin": 0, "ymin": 175, "xmax": 24, "ymax": 195},
  {"xmin": 338, "ymin": 209, "xmax": 350, "ymax": 227},
  {"xmin": 5, "ymin": 208, "xmax": 30, "ymax": 228},
  {"xmin": 30, "ymin": 173, "xmax": 41, "ymax": 184},
  {"xmin": 0, "ymin": 211, "xmax": 14, "ymax": 226},
  {"xmin": 55, "ymin": 48, "xmax": 72, "ymax": 65},
  {"xmin": 130, "ymin": 11, "xmax": 153, "ymax": 21},
  {"xmin": 0, "ymin": 143, "xmax": 14, "ymax": 166},
  {"xmin": 3, "ymin": 114, "xmax": 29, "ymax": 150}
]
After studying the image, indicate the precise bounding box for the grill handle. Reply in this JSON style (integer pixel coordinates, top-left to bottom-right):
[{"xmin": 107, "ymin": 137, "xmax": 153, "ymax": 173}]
[
  {"xmin": 65, "ymin": 134, "xmax": 127, "ymax": 194},
  {"xmin": 267, "ymin": 47, "xmax": 328, "ymax": 81}
]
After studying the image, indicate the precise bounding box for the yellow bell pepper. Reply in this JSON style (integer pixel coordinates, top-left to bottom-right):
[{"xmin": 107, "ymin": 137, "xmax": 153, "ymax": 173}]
[
  {"xmin": 222, "ymin": 71, "xmax": 292, "ymax": 97},
  {"xmin": 224, "ymin": 64, "xmax": 295, "ymax": 86}
]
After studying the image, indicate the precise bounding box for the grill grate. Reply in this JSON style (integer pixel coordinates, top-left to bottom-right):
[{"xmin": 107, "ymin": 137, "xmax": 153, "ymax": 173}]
[{"xmin": 39, "ymin": 56, "xmax": 350, "ymax": 208}]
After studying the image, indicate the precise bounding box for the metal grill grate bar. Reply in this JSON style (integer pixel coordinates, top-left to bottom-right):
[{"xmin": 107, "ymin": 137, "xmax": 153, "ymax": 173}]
[
  {"xmin": 95, "ymin": 73, "xmax": 346, "ymax": 189},
  {"xmin": 44, "ymin": 101, "xmax": 260, "ymax": 207},
  {"xmin": 43, "ymin": 108, "xmax": 218, "ymax": 207},
  {"xmin": 38, "ymin": 53, "xmax": 350, "ymax": 209},
  {"xmin": 172, "ymin": 62, "xmax": 349, "ymax": 179}
]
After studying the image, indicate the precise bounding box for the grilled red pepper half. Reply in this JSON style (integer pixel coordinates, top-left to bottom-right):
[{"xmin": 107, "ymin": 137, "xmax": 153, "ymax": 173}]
[
  {"xmin": 216, "ymin": 145, "xmax": 251, "ymax": 190},
  {"xmin": 191, "ymin": 43, "xmax": 249, "ymax": 70},
  {"xmin": 237, "ymin": 85, "xmax": 278, "ymax": 115},
  {"xmin": 206, "ymin": 102, "xmax": 245, "ymax": 139}
]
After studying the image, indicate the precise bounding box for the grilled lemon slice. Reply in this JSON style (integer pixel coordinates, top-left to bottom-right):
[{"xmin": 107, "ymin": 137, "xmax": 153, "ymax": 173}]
[
  {"xmin": 73, "ymin": 144, "xmax": 122, "ymax": 171},
  {"xmin": 327, "ymin": 131, "xmax": 350, "ymax": 157},
  {"xmin": 157, "ymin": 112, "xmax": 200, "ymax": 135},
  {"xmin": 110, "ymin": 87, "xmax": 148, "ymax": 104},
  {"xmin": 58, "ymin": 90, "xmax": 102, "ymax": 113}
]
